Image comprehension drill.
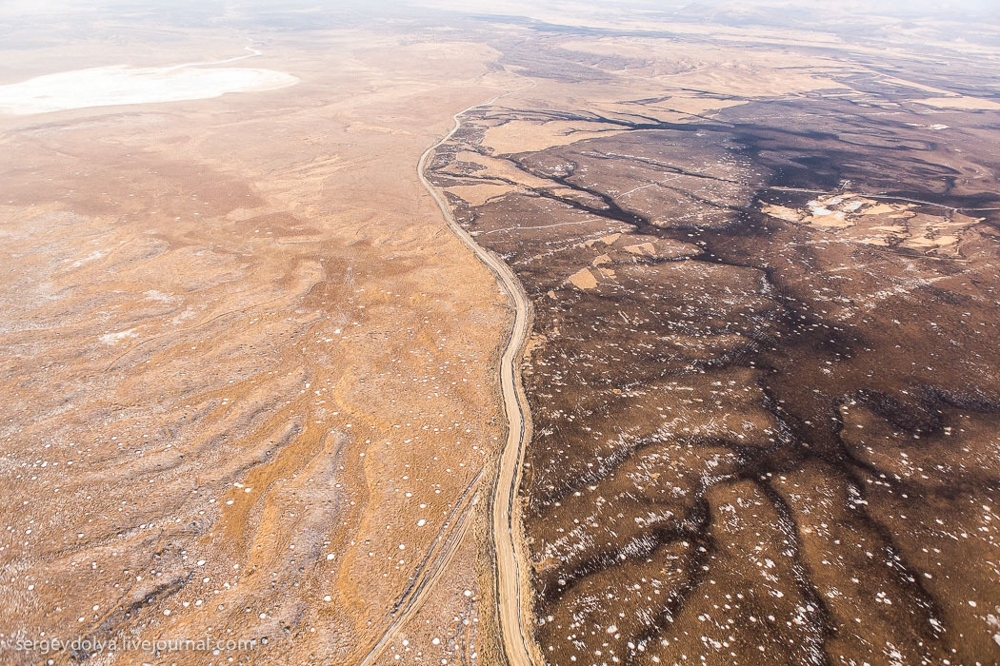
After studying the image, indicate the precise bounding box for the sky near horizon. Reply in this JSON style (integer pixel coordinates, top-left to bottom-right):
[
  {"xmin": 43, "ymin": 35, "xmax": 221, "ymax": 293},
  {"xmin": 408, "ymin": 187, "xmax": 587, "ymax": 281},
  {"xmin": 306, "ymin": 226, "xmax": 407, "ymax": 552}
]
[
  {"xmin": 1, "ymin": 0, "xmax": 998, "ymax": 51},
  {"xmin": 2, "ymin": 0, "xmax": 998, "ymax": 19}
]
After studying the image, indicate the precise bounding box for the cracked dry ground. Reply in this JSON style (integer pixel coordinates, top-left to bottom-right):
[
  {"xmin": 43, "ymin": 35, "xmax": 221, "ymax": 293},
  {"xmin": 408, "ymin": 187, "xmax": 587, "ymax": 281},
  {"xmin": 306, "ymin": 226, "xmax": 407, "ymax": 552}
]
[{"xmin": 431, "ymin": 93, "xmax": 1000, "ymax": 664}]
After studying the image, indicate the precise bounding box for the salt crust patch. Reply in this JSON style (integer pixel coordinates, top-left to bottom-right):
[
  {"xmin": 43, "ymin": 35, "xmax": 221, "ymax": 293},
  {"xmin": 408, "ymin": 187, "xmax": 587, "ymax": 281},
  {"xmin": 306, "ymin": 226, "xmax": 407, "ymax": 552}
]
[{"xmin": 0, "ymin": 64, "xmax": 298, "ymax": 115}]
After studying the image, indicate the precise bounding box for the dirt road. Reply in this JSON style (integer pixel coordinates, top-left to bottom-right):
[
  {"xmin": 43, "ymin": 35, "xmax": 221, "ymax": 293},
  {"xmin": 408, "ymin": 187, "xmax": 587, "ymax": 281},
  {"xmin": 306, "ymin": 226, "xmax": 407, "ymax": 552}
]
[{"xmin": 416, "ymin": 96, "xmax": 538, "ymax": 666}]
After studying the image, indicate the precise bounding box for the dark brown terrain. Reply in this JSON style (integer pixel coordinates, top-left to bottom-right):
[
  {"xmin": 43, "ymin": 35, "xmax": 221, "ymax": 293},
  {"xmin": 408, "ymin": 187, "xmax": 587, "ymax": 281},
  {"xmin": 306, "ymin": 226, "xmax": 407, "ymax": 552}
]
[
  {"xmin": 3, "ymin": 2, "xmax": 1000, "ymax": 665},
  {"xmin": 430, "ymin": 28, "xmax": 1000, "ymax": 666}
]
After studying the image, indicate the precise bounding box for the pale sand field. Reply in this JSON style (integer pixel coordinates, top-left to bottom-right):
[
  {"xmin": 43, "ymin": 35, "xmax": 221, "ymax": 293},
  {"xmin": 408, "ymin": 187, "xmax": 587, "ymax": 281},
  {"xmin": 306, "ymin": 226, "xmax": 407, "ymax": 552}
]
[{"xmin": 916, "ymin": 96, "xmax": 1000, "ymax": 110}]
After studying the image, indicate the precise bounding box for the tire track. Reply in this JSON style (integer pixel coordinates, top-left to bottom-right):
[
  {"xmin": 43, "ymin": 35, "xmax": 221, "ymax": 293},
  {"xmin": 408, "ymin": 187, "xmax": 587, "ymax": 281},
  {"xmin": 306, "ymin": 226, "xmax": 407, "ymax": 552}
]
[{"xmin": 416, "ymin": 85, "xmax": 540, "ymax": 666}]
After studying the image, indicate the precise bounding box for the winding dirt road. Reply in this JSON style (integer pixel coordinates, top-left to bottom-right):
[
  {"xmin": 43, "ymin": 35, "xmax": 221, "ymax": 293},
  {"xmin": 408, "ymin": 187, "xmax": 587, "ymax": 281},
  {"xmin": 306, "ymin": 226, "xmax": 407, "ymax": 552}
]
[{"xmin": 417, "ymin": 94, "xmax": 538, "ymax": 666}]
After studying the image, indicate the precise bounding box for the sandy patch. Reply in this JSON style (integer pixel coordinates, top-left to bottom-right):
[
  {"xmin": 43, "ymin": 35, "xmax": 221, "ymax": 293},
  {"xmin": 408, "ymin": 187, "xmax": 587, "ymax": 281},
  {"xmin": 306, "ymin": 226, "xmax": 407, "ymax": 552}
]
[
  {"xmin": 454, "ymin": 150, "xmax": 553, "ymax": 190},
  {"xmin": 806, "ymin": 203, "xmax": 852, "ymax": 228},
  {"xmin": 558, "ymin": 38, "xmax": 852, "ymax": 97},
  {"xmin": 762, "ymin": 193, "xmax": 983, "ymax": 255},
  {"xmin": 482, "ymin": 120, "xmax": 624, "ymax": 154},
  {"xmin": 447, "ymin": 183, "xmax": 515, "ymax": 206},
  {"xmin": 584, "ymin": 233, "xmax": 622, "ymax": 248},
  {"xmin": 99, "ymin": 328, "xmax": 138, "ymax": 345},
  {"xmin": 864, "ymin": 204, "xmax": 897, "ymax": 215},
  {"xmin": 647, "ymin": 96, "xmax": 747, "ymax": 116},
  {"xmin": 624, "ymin": 242, "xmax": 658, "ymax": 256},
  {"xmin": 0, "ymin": 63, "xmax": 298, "ymax": 115},
  {"xmin": 596, "ymin": 96, "xmax": 748, "ymax": 123},
  {"xmin": 568, "ymin": 268, "xmax": 598, "ymax": 290},
  {"xmin": 915, "ymin": 97, "xmax": 1000, "ymax": 111},
  {"xmin": 761, "ymin": 204, "xmax": 803, "ymax": 223}
]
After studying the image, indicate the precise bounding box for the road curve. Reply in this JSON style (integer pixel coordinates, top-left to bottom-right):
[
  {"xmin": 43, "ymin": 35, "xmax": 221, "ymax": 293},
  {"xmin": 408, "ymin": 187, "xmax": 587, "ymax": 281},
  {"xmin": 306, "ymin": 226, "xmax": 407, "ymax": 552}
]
[{"xmin": 417, "ymin": 93, "xmax": 538, "ymax": 666}]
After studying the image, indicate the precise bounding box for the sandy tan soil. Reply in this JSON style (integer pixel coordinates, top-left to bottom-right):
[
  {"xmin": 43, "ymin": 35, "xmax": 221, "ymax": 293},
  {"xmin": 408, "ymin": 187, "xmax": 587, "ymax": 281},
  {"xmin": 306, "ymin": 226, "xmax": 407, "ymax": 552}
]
[
  {"xmin": 0, "ymin": 25, "xmax": 517, "ymax": 666},
  {"xmin": 916, "ymin": 96, "xmax": 1000, "ymax": 110},
  {"xmin": 761, "ymin": 195, "xmax": 984, "ymax": 256}
]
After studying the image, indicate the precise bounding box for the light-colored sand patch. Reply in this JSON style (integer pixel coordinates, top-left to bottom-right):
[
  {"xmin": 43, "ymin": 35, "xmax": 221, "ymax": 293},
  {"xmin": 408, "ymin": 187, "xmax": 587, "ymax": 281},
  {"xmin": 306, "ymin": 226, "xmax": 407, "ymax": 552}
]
[
  {"xmin": 568, "ymin": 268, "xmax": 598, "ymax": 290},
  {"xmin": 557, "ymin": 38, "xmax": 851, "ymax": 97},
  {"xmin": 808, "ymin": 217, "xmax": 852, "ymax": 229},
  {"xmin": 916, "ymin": 97, "xmax": 1000, "ymax": 111},
  {"xmin": 624, "ymin": 242, "xmax": 657, "ymax": 256},
  {"xmin": 808, "ymin": 211, "xmax": 852, "ymax": 229},
  {"xmin": 587, "ymin": 234, "xmax": 698, "ymax": 260},
  {"xmin": 864, "ymin": 204, "xmax": 897, "ymax": 215},
  {"xmin": 762, "ymin": 193, "xmax": 983, "ymax": 255},
  {"xmin": 600, "ymin": 96, "xmax": 747, "ymax": 123},
  {"xmin": 951, "ymin": 212, "xmax": 986, "ymax": 227},
  {"xmin": 481, "ymin": 120, "xmax": 624, "ymax": 154},
  {"xmin": 649, "ymin": 96, "xmax": 747, "ymax": 116},
  {"xmin": 877, "ymin": 75, "xmax": 958, "ymax": 97},
  {"xmin": 761, "ymin": 204, "xmax": 802, "ymax": 223},
  {"xmin": 447, "ymin": 183, "xmax": 515, "ymax": 207},
  {"xmin": 901, "ymin": 236, "xmax": 944, "ymax": 250},
  {"xmin": 0, "ymin": 64, "xmax": 298, "ymax": 115},
  {"xmin": 99, "ymin": 329, "xmax": 137, "ymax": 345},
  {"xmin": 900, "ymin": 213, "xmax": 980, "ymax": 254},
  {"xmin": 454, "ymin": 151, "xmax": 553, "ymax": 190},
  {"xmin": 143, "ymin": 290, "xmax": 177, "ymax": 303},
  {"xmin": 667, "ymin": 65, "xmax": 846, "ymax": 99}
]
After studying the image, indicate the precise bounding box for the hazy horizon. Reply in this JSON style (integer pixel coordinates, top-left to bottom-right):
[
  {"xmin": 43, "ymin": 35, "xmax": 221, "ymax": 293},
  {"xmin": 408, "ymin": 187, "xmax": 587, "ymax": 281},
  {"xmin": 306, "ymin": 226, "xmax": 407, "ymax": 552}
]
[{"xmin": 3, "ymin": 0, "xmax": 999, "ymax": 21}]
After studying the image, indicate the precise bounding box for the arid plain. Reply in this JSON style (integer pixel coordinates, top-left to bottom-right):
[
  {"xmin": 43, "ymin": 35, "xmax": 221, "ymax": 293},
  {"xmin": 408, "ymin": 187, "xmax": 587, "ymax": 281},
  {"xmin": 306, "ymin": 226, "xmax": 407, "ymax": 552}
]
[
  {"xmin": 3, "ymin": 2, "xmax": 1000, "ymax": 666},
  {"xmin": 0, "ymin": 9, "xmax": 523, "ymax": 666}
]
